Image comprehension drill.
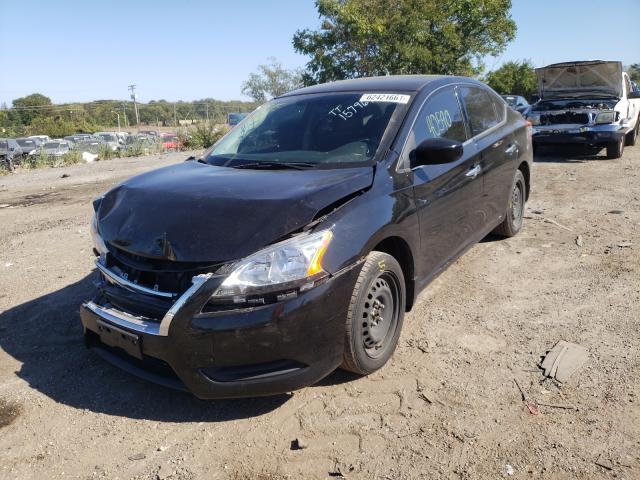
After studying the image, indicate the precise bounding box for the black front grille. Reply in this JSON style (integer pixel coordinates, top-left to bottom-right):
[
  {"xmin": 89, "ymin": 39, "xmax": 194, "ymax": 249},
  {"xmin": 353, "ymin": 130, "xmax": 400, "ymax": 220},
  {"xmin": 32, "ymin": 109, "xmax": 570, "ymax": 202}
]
[
  {"xmin": 540, "ymin": 112, "xmax": 590, "ymax": 125},
  {"xmin": 107, "ymin": 246, "xmax": 221, "ymax": 296}
]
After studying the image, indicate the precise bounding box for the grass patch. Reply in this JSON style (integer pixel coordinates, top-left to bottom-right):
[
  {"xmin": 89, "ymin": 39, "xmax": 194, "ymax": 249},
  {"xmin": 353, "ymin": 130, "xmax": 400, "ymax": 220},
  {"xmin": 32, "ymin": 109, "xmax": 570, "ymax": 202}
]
[{"xmin": 22, "ymin": 149, "xmax": 84, "ymax": 169}]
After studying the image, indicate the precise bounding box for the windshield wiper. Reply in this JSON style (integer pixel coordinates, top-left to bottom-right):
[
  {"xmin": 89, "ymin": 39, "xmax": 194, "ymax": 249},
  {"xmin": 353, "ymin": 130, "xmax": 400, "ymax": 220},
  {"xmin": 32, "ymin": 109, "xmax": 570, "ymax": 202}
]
[{"xmin": 231, "ymin": 161, "xmax": 316, "ymax": 170}]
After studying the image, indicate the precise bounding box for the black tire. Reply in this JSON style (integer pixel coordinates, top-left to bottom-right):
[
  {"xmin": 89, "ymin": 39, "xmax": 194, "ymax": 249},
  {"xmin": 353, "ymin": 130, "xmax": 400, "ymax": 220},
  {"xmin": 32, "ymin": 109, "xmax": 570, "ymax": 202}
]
[
  {"xmin": 625, "ymin": 119, "xmax": 638, "ymax": 146},
  {"xmin": 606, "ymin": 136, "xmax": 625, "ymax": 159},
  {"xmin": 492, "ymin": 169, "xmax": 526, "ymax": 237},
  {"xmin": 341, "ymin": 251, "xmax": 405, "ymax": 375}
]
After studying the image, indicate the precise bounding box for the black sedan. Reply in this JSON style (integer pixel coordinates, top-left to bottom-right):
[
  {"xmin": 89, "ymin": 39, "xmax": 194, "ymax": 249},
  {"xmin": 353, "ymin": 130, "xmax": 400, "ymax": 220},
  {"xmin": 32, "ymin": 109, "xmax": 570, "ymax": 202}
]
[{"xmin": 81, "ymin": 75, "xmax": 532, "ymax": 398}]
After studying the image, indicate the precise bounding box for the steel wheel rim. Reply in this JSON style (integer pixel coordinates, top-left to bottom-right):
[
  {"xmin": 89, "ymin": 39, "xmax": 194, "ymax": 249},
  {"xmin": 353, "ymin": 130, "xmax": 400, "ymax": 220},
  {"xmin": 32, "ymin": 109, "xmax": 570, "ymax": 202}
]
[
  {"xmin": 511, "ymin": 181, "xmax": 524, "ymax": 226},
  {"xmin": 361, "ymin": 272, "xmax": 400, "ymax": 358}
]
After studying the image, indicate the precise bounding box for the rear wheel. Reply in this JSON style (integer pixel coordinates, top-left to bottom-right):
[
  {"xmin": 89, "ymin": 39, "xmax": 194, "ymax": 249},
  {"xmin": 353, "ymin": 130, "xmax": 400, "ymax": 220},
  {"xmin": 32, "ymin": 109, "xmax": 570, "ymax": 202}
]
[
  {"xmin": 607, "ymin": 136, "xmax": 625, "ymax": 159},
  {"xmin": 492, "ymin": 169, "xmax": 526, "ymax": 237},
  {"xmin": 625, "ymin": 119, "xmax": 639, "ymax": 146},
  {"xmin": 341, "ymin": 251, "xmax": 405, "ymax": 375}
]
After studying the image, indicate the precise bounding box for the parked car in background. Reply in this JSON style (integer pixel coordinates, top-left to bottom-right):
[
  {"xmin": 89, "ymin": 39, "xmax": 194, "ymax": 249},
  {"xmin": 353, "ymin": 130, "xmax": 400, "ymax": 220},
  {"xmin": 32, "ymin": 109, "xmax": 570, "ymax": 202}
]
[
  {"xmin": 227, "ymin": 112, "xmax": 248, "ymax": 126},
  {"xmin": 16, "ymin": 137, "xmax": 42, "ymax": 156},
  {"xmin": 82, "ymin": 75, "xmax": 532, "ymax": 399},
  {"xmin": 65, "ymin": 134, "xmax": 93, "ymax": 143},
  {"xmin": 527, "ymin": 60, "xmax": 640, "ymax": 158},
  {"xmin": 139, "ymin": 130, "xmax": 158, "ymax": 137},
  {"xmin": 159, "ymin": 133, "xmax": 180, "ymax": 150},
  {"xmin": 502, "ymin": 95, "xmax": 530, "ymax": 114},
  {"xmin": 0, "ymin": 139, "xmax": 24, "ymax": 170},
  {"xmin": 123, "ymin": 134, "xmax": 156, "ymax": 155},
  {"xmin": 38, "ymin": 140, "xmax": 72, "ymax": 157},
  {"xmin": 94, "ymin": 132, "xmax": 121, "ymax": 152},
  {"xmin": 115, "ymin": 132, "xmax": 129, "ymax": 144},
  {"xmin": 28, "ymin": 135, "xmax": 51, "ymax": 143}
]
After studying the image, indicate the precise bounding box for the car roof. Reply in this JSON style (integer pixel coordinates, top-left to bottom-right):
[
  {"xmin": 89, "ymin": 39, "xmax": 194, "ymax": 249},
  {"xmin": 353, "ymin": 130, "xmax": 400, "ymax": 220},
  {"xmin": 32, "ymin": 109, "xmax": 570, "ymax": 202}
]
[{"xmin": 280, "ymin": 75, "xmax": 479, "ymax": 97}]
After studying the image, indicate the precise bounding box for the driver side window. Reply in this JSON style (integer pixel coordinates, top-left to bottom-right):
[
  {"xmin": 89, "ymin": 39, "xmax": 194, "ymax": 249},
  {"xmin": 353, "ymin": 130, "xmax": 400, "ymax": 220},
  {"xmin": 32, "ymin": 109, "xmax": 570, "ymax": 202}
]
[{"xmin": 412, "ymin": 87, "xmax": 468, "ymax": 147}]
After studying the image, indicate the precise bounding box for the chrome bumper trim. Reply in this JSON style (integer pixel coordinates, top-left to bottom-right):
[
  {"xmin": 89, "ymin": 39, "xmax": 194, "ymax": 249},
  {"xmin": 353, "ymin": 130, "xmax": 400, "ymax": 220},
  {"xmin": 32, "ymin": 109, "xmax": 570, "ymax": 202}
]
[
  {"xmin": 95, "ymin": 260, "xmax": 175, "ymax": 299},
  {"xmin": 85, "ymin": 272, "xmax": 213, "ymax": 337}
]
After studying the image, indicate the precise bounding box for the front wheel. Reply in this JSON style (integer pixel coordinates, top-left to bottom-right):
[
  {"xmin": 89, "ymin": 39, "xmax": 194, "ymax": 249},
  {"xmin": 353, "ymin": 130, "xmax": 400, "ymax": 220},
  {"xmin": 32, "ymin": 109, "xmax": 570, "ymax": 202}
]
[
  {"xmin": 625, "ymin": 119, "xmax": 638, "ymax": 146},
  {"xmin": 341, "ymin": 251, "xmax": 405, "ymax": 375},
  {"xmin": 607, "ymin": 136, "xmax": 625, "ymax": 159},
  {"xmin": 492, "ymin": 169, "xmax": 526, "ymax": 237}
]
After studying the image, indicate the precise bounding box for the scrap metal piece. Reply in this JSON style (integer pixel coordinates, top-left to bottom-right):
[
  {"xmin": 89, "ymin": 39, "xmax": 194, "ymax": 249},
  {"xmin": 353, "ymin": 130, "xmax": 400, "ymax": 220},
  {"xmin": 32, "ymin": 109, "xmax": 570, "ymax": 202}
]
[{"xmin": 540, "ymin": 341, "xmax": 588, "ymax": 382}]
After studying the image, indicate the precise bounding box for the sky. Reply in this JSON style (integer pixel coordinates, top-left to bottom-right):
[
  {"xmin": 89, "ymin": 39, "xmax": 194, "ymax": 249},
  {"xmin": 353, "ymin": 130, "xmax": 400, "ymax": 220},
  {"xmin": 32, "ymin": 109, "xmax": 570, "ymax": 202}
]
[{"xmin": 0, "ymin": 0, "xmax": 639, "ymax": 105}]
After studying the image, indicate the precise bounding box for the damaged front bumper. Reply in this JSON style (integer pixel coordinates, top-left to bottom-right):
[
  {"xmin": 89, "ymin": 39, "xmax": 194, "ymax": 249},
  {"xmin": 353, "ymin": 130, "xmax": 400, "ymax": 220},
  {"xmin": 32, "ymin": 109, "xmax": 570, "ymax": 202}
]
[
  {"xmin": 532, "ymin": 123, "xmax": 626, "ymax": 146},
  {"xmin": 80, "ymin": 260, "xmax": 361, "ymax": 399}
]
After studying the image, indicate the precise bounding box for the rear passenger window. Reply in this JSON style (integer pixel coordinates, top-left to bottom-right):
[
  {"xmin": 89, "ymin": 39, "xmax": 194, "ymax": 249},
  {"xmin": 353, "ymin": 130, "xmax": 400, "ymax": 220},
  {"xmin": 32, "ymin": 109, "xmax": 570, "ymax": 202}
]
[
  {"xmin": 415, "ymin": 87, "xmax": 467, "ymax": 144},
  {"xmin": 459, "ymin": 87, "xmax": 500, "ymax": 136}
]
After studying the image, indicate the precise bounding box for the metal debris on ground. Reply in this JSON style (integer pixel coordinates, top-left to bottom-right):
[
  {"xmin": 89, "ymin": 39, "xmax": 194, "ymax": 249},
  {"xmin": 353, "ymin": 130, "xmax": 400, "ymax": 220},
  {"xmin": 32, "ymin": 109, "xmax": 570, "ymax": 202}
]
[
  {"xmin": 617, "ymin": 241, "xmax": 633, "ymax": 248},
  {"xmin": 575, "ymin": 235, "xmax": 583, "ymax": 247},
  {"xmin": 595, "ymin": 454, "xmax": 614, "ymax": 471},
  {"xmin": 513, "ymin": 379, "xmax": 540, "ymax": 415},
  {"xmin": 540, "ymin": 341, "xmax": 588, "ymax": 382}
]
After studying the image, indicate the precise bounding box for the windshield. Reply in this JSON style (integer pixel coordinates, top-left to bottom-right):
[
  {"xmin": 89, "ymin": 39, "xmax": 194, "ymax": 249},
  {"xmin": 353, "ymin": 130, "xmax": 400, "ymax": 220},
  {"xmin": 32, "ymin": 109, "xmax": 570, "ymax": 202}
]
[
  {"xmin": 17, "ymin": 139, "xmax": 35, "ymax": 147},
  {"xmin": 205, "ymin": 92, "xmax": 408, "ymax": 168},
  {"xmin": 44, "ymin": 142, "xmax": 64, "ymax": 149},
  {"xmin": 98, "ymin": 134, "xmax": 116, "ymax": 142},
  {"xmin": 0, "ymin": 141, "xmax": 7, "ymax": 152},
  {"xmin": 503, "ymin": 96, "xmax": 517, "ymax": 106}
]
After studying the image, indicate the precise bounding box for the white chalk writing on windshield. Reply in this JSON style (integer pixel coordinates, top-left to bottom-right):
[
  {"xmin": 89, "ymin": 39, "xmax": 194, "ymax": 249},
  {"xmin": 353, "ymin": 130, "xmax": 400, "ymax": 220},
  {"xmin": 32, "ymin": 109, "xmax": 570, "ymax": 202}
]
[{"xmin": 328, "ymin": 101, "xmax": 369, "ymax": 121}]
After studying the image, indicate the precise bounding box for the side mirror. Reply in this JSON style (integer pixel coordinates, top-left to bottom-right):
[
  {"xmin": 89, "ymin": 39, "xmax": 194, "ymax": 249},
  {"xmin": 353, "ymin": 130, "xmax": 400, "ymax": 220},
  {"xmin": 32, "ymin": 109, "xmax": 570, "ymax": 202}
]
[
  {"xmin": 410, "ymin": 138, "xmax": 463, "ymax": 168},
  {"xmin": 628, "ymin": 91, "xmax": 640, "ymax": 99},
  {"xmin": 185, "ymin": 155, "xmax": 196, "ymax": 162}
]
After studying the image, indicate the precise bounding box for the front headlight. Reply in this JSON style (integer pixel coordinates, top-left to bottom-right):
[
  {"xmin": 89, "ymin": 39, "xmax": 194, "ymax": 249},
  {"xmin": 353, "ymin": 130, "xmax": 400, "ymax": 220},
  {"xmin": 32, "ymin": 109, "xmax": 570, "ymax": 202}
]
[
  {"xmin": 212, "ymin": 229, "xmax": 333, "ymax": 300},
  {"xmin": 90, "ymin": 213, "xmax": 108, "ymax": 256},
  {"xmin": 595, "ymin": 111, "xmax": 615, "ymax": 124}
]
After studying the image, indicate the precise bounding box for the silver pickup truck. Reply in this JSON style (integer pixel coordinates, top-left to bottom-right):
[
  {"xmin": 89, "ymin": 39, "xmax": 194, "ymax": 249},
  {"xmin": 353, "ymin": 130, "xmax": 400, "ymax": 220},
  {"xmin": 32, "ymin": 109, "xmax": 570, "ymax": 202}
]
[{"xmin": 527, "ymin": 60, "xmax": 640, "ymax": 158}]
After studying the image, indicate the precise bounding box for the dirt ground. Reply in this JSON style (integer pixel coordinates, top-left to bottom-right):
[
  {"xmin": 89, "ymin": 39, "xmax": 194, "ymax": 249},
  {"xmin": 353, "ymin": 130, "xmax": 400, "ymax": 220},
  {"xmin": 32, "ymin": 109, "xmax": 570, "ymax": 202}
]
[{"xmin": 0, "ymin": 144, "xmax": 638, "ymax": 480}]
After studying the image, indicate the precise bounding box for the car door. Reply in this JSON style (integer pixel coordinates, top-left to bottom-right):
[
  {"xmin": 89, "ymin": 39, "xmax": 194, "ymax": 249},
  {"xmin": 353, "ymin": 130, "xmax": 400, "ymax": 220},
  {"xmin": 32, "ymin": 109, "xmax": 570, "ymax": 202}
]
[
  {"xmin": 400, "ymin": 85, "xmax": 484, "ymax": 280},
  {"xmin": 458, "ymin": 86, "xmax": 515, "ymax": 228}
]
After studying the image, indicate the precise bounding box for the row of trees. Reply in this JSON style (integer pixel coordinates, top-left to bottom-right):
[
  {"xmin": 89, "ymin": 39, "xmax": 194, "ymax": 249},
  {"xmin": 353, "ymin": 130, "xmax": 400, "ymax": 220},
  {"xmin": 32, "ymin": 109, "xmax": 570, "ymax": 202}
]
[
  {"xmin": 240, "ymin": 0, "xmax": 640, "ymax": 103},
  {"xmin": 1, "ymin": 94, "xmax": 258, "ymax": 138}
]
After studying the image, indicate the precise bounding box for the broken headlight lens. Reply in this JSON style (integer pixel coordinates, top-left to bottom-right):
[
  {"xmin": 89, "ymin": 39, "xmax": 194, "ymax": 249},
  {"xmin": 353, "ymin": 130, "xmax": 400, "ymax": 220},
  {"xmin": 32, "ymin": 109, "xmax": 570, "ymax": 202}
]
[
  {"xmin": 595, "ymin": 111, "xmax": 615, "ymax": 124},
  {"xmin": 90, "ymin": 213, "xmax": 108, "ymax": 256},
  {"xmin": 212, "ymin": 230, "xmax": 333, "ymax": 298}
]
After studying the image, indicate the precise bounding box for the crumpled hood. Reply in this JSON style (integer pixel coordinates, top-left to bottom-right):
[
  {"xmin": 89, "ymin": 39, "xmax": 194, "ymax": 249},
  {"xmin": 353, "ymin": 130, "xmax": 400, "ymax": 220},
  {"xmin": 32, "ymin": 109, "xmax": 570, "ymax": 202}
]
[
  {"xmin": 536, "ymin": 61, "xmax": 622, "ymax": 99},
  {"xmin": 96, "ymin": 161, "xmax": 373, "ymax": 263}
]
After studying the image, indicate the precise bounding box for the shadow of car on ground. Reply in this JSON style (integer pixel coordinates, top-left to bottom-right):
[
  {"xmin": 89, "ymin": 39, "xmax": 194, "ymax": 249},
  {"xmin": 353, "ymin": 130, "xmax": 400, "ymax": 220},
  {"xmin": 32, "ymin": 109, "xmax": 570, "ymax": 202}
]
[
  {"xmin": 0, "ymin": 272, "xmax": 294, "ymax": 422},
  {"xmin": 533, "ymin": 144, "xmax": 612, "ymax": 163}
]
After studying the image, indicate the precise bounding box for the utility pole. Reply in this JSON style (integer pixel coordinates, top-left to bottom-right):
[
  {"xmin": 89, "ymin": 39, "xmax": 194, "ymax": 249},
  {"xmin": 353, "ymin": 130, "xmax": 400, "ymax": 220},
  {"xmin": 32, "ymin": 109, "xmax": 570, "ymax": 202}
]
[
  {"xmin": 205, "ymin": 103, "xmax": 209, "ymax": 124},
  {"xmin": 128, "ymin": 84, "xmax": 140, "ymax": 128},
  {"xmin": 173, "ymin": 103, "xmax": 177, "ymax": 127},
  {"xmin": 122, "ymin": 104, "xmax": 128, "ymax": 127},
  {"xmin": 111, "ymin": 111, "xmax": 121, "ymax": 133}
]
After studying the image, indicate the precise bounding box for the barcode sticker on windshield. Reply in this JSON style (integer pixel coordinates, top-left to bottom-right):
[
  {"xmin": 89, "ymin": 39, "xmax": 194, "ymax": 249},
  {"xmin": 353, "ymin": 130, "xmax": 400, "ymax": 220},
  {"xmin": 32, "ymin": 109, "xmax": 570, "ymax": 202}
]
[{"xmin": 359, "ymin": 93, "xmax": 410, "ymax": 104}]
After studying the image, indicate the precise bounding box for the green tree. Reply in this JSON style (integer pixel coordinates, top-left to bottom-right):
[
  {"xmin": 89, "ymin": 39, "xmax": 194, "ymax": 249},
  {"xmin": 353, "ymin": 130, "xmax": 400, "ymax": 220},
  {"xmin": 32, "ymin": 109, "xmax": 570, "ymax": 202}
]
[
  {"xmin": 241, "ymin": 57, "xmax": 303, "ymax": 102},
  {"xmin": 626, "ymin": 63, "xmax": 640, "ymax": 83},
  {"xmin": 12, "ymin": 93, "xmax": 53, "ymax": 125},
  {"xmin": 485, "ymin": 60, "xmax": 537, "ymax": 99},
  {"xmin": 293, "ymin": 0, "xmax": 516, "ymax": 85}
]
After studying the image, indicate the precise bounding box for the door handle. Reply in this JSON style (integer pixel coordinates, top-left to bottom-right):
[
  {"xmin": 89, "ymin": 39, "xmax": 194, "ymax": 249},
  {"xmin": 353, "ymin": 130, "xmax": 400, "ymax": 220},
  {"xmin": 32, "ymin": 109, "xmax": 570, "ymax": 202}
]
[
  {"xmin": 505, "ymin": 144, "xmax": 518, "ymax": 155},
  {"xmin": 465, "ymin": 164, "xmax": 482, "ymax": 179}
]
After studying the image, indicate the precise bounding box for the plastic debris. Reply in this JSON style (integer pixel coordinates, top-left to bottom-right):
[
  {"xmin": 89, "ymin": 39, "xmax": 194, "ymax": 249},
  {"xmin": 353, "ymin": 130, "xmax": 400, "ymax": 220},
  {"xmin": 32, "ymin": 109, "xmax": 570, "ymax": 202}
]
[{"xmin": 540, "ymin": 341, "xmax": 588, "ymax": 382}]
